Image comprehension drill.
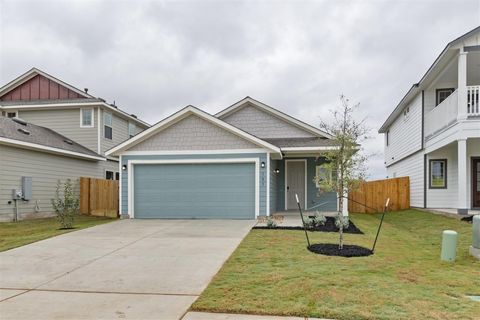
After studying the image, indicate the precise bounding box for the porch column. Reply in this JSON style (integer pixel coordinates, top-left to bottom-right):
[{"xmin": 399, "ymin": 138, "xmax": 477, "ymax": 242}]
[
  {"xmin": 457, "ymin": 48, "xmax": 468, "ymax": 121},
  {"xmin": 458, "ymin": 138, "xmax": 468, "ymax": 214}
]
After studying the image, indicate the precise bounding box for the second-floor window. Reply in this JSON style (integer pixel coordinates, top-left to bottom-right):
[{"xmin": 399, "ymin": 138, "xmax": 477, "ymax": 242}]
[
  {"xmin": 80, "ymin": 108, "xmax": 93, "ymax": 128},
  {"xmin": 128, "ymin": 122, "xmax": 136, "ymax": 138},
  {"xmin": 104, "ymin": 112, "xmax": 113, "ymax": 140},
  {"xmin": 436, "ymin": 88, "xmax": 454, "ymax": 106},
  {"xmin": 386, "ymin": 130, "xmax": 390, "ymax": 146}
]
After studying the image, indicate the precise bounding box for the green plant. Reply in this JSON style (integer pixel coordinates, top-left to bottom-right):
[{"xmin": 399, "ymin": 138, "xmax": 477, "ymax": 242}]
[
  {"xmin": 314, "ymin": 211, "xmax": 327, "ymax": 226},
  {"xmin": 51, "ymin": 179, "xmax": 79, "ymax": 229},
  {"xmin": 266, "ymin": 218, "xmax": 277, "ymax": 229},
  {"xmin": 335, "ymin": 215, "xmax": 349, "ymax": 229}
]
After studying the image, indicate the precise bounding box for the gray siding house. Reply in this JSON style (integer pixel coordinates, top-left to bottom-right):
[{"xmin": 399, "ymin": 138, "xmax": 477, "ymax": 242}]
[
  {"xmin": 107, "ymin": 97, "xmax": 338, "ymax": 219},
  {"xmin": 0, "ymin": 68, "xmax": 149, "ymax": 221}
]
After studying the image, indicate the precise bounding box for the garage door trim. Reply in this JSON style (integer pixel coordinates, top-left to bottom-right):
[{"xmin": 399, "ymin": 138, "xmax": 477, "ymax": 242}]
[{"xmin": 127, "ymin": 158, "xmax": 260, "ymax": 218}]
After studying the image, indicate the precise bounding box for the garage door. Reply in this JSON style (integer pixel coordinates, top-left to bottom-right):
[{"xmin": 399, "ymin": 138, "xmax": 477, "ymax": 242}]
[{"xmin": 133, "ymin": 162, "xmax": 256, "ymax": 219}]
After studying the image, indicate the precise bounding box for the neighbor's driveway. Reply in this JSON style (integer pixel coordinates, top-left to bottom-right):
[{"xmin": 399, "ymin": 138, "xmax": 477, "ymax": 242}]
[{"xmin": 0, "ymin": 219, "xmax": 255, "ymax": 320}]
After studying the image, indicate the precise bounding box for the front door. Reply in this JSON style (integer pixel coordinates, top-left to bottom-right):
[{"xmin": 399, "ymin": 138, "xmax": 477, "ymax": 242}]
[
  {"xmin": 286, "ymin": 160, "xmax": 306, "ymax": 210},
  {"xmin": 473, "ymin": 158, "xmax": 480, "ymax": 209}
]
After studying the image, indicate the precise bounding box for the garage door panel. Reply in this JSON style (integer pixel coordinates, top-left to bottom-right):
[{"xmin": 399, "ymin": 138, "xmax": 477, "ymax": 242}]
[{"xmin": 133, "ymin": 163, "xmax": 255, "ymax": 219}]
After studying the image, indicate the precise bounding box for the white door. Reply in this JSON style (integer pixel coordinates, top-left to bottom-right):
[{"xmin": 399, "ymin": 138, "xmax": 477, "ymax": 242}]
[{"xmin": 286, "ymin": 160, "xmax": 306, "ymax": 210}]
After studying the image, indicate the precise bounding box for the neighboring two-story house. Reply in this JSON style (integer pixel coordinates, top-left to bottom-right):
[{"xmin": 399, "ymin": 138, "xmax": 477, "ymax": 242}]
[
  {"xmin": 0, "ymin": 68, "xmax": 149, "ymax": 221},
  {"xmin": 379, "ymin": 27, "xmax": 480, "ymax": 214}
]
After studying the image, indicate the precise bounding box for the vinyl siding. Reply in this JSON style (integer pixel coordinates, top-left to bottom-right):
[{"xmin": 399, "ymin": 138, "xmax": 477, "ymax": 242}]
[
  {"xmin": 18, "ymin": 108, "xmax": 99, "ymax": 152},
  {"xmin": 221, "ymin": 103, "xmax": 316, "ymax": 139},
  {"xmin": 0, "ymin": 144, "xmax": 107, "ymax": 221},
  {"xmin": 384, "ymin": 93, "xmax": 423, "ymax": 167},
  {"xmin": 386, "ymin": 150, "xmax": 425, "ymax": 208},
  {"xmin": 426, "ymin": 143, "xmax": 458, "ymax": 208},
  {"xmin": 120, "ymin": 153, "xmax": 268, "ymax": 217},
  {"xmin": 129, "ymin": 114, "xmax": 260, "ymax": 151}
]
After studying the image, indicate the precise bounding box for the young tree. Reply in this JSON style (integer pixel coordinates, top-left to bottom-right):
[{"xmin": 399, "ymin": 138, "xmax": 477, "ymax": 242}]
[
  {"xmin": 51, "ymin": 179, "xmax": 79, "ymax": 229},
  {"xmin": 316, "ymin": 95, "xmax": 369, "ymax": 249}
]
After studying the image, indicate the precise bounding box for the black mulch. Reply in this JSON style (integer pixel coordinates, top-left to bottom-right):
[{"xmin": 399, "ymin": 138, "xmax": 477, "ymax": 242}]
[
  {"xmin": 253, "ymin": 216, "xmax": 363, "ymax": 234},
  {"xmin": 461, "ymin": 216, "xmax": 473, "ymax": 223},
  {"xmin": 308, "ymin": 243, "xmax": 373, "ymax": 257}
]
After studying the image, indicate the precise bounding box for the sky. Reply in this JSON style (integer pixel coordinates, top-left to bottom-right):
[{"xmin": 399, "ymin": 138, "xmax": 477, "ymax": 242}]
[{"xmin": 1, "ymin": 0, "xmax": 479, "ymax": 179}]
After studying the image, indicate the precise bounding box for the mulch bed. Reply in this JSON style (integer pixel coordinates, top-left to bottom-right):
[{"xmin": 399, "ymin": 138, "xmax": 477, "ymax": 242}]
[
  {"xmin": 308, "ymin": 243, "xmax": 373, "ymax": 257},
  {"xmin": 253, "ymin": 216, "xmax": 363, "ymax": 234},
  {"xmin": 461, "ymin": 216, "xmax": 473, "ymax": 223}
]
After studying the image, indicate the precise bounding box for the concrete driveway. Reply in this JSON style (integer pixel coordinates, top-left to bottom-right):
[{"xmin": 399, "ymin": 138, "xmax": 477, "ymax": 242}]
[{"xmin": 0, "ymin": 219, "xmax": 255, "ymax": 320}]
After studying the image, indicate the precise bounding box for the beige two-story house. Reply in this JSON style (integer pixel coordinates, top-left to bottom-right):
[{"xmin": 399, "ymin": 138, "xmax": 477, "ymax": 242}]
[{"xmin": 0, "ymin": 68, "xmax": 149, "ymax": 221}]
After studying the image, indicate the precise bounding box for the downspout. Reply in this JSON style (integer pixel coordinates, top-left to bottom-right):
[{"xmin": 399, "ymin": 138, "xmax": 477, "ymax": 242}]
[{"xmin": 422, "ymin": 90, "xmax": 427, "ymax": 209}]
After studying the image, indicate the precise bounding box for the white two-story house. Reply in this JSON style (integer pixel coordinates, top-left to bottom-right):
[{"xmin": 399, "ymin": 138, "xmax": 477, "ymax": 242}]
[{"xmin": 379, "ymin": 27, "xmax": 480, "ymax": 215}]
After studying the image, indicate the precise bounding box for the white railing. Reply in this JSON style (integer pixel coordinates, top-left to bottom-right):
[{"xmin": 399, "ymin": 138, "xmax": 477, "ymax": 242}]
[
  {"xmin": 425, "ymin": 90, "xmax": 458, "ymax": 138},
  {"xmin": 467, "ymin": 85, "xmax": 480, "ymax": 116}
]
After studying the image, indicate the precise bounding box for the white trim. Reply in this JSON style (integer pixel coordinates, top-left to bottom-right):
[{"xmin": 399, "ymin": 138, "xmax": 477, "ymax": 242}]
[
  {"xmin": 282, "ymin": 146, "xmax": 338, "ymax": 152},
  {"xmin": 127, "ymin": 158, "xmax": 260, "ymax": 219},
  {"xmin": 266, "ymin": 153, "xmax": 270, "ymax": 216},
  {"xmin": 1, "ymin": 102, "xmax": 150, "ymax": 128},
  {"xmin": 284, "ymin": 159, "xmax": 308, "ymax": 210},
  {"xmin": 216, "ymin": 97, "xmax": 332, "ymax": 139},
  {"xmin": 0, "ymin": 137, "xmax": 105, "ymax": 161},
  {"xmin": 106, "ymin": 106, "xmax": 282, "ymax": 156},
  {"xmin": 120, "ymin": 149, "xmax": 268, "ymax": 156},
  {"xmin": 119, "ymin": 155, "xmax": 123, "ymax": 216},
  {"xmin": 97, "ymin": 108, "xmax": 101, "ymax": 154},
  {"xmin": 5, "ymin": 110, "xmax": 18, "ymax": 118},
  {"xmin": 80, "ymin": 108, "xmax": 94, "ymax": 128}
]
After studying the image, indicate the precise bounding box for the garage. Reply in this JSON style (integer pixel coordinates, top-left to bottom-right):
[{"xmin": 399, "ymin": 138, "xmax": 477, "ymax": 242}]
[{"xmin": 132, "ymin": 162, "xmax": 256, "ymax": 219}]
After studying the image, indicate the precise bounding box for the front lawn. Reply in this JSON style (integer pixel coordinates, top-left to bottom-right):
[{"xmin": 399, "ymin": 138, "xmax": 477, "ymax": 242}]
[
  {"xmin": 192, "ymin": 210, "xmax": 480, "ymax": 320},
  {"xmin": 0, "ymin": 214, "xmax": 116, "ymax": 252}
]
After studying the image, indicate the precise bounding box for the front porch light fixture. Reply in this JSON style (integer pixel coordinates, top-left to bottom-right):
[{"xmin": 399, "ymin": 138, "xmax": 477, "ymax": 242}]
[
  {"xmin": 261, "ymin": 161, "xmax": 265, "ymax": 168},
  {"xmin": 274, "ymin": 168, "xmax": 280, "ymax": 174},
  {"xmin": 122, "ymin": 165, "xmax": 127, "ymax": 170}
]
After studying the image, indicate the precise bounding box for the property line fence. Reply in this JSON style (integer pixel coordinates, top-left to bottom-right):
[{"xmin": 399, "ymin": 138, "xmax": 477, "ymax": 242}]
[
  {"xmin": 348, "ymin": 177, "xmax": 409, "ymax": 213},
  {"xmin": 80, "ymin": 177, "xmax": 119, "ymax": 218}
]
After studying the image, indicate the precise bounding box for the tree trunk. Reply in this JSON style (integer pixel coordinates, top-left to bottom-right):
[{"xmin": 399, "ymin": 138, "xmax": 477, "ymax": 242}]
[{"xmin": 338, "ymin": 196, "xmax": 344, "ymax": 250}]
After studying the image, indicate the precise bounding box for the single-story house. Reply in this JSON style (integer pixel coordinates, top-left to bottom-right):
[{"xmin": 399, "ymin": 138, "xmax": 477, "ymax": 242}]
[
  {"xmin": 107, "ymin": 97, "xmax": 339, "ymax": 219},
  {"xmin": 0, "ymin": 116, "xmax": 105, "ymax": 221}
]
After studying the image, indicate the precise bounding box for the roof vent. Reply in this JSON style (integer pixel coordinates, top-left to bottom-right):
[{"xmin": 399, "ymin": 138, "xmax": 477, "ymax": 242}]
[
  {"xmin": 64, "ymin": 139, "xmax": 73, "ymax": 145},
  {"xmin": 17, "ymin": 128, "xmax": 30, "ymax": 135},
  {"xmin": 12, "ymin": 117, "xmax": 27, "ymax": 126},
  {"xmin": 130, "ymin": 114, "xmax": 137, "ymax": 118},
  {"xmin": 84, "ymin": 88, "xmax": 88, "ymax": 93}
]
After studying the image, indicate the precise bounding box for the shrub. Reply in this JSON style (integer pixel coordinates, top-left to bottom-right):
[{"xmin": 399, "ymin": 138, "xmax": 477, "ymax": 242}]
[
  {"xmin": 306, "ymin": 211, "xmax": 327, "ymax": 229},
  {"xmin": 51, "ymin": 179, "xmax": 79, "ymax": 229},
  {"xmin": 266, "ymin": 218, "xmax": 277, "ymax": 229}
]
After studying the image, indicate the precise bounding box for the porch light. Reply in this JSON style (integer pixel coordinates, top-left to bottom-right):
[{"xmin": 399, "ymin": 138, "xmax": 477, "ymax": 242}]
[
  {"xmin": 261, "ymin": 162, "xmax": 265, "ymax": 168},
  {"xmin": 274, "ymin": 168, "xmax": 280, "ymax": 174},
  {"xmin": 122, "ymin": 165, "xmax": 127, "ymax": 170}
]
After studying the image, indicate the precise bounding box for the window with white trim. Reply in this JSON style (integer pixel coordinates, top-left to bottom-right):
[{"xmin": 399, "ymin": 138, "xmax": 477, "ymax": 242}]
[
  {"xmin": 80, "ymin": 108, "xmax": 93, "ymax": 127},
  {"xmin": 315, "ymin": 165, "xmax": 334, "ymax": 188},
  {"xmin": 429, "ymin": 159, "xmax": 447, "ymax": 189},
  {"xmin": 128, "ymin": 122, "xmax": 136, "ymax": 138},
  {"xmin": 104, "ymin": 112, "xmax": 113, "ymax": 140}
]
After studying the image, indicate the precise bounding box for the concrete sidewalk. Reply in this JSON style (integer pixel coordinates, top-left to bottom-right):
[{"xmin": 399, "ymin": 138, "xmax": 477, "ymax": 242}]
[
  {"xmin": 0, "ymin": 219, "xmax": 255, "ymax": 320},
  {"xmin": 183, "ymin": 311, "xmax": 332, "ymax": 320}
]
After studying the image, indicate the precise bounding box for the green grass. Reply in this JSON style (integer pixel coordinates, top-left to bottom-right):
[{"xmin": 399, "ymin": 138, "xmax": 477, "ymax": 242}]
[
  {"xmin": 192, "ymin": 210, "xmax": 480, "ymax": 320},
  {"xmin": 0, "ymin": 214, "xmax": 116, "ymax": 252}
]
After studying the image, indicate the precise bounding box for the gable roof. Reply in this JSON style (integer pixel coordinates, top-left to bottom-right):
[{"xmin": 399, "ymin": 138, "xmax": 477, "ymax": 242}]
[
  {"xmin": 106, "ymin": 105, "xmax": 282, "ymax": 156},
  {"xmin": 0, "ymin": 116, "xmax": 105, "ymax": 161},
  {"xmin": 378, "ymin": 26, "xmax": 480, "ymax": 133},
  {"xmin": 0, "ymin": 68, "xmax": 150, "ymax": 128},
  {"xmin": 0, "ymin": 68, "xmax": 94, "ymax": 99},
  {"xmin": 216, "ymin": 96, "xmax": 332, "ymax": 139}
]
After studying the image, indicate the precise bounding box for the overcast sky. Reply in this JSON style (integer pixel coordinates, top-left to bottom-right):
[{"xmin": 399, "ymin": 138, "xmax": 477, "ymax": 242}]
[{"xmin": 1, "ymin": 0, "xmax": 479, "ymax": 178}]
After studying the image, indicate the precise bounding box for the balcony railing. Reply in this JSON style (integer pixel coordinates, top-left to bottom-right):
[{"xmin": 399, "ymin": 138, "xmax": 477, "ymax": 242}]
[
  {"xmin": 468, "ymin": 85, "xmax": 480, "ymax": 116},
  {"xmin": 425, "ymin": 90, "xmax": 458, "ymax": 138}
]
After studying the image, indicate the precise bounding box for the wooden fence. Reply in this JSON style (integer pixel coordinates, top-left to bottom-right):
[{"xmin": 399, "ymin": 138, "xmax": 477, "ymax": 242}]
[
  {"xmin": 348, "ymin": 177, "xmax": 410, "ymax": 213},
  {"xmin": 80, "ymin": 177, "xmax": 119, "ymax": 218}
]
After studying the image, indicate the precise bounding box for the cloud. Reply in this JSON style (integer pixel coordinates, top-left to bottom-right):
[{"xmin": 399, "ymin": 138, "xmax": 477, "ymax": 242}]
[{"xmin": 1, "ymin": 0, "xmax": 479, "ymax": 178}]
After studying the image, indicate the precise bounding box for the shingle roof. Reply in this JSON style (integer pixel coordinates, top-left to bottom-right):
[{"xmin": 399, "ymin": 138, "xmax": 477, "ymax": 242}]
[
  {"xmin": 0, "ymin": 98, "xmax": 102, "ymax": 106},
  {"xmin": 0, "ymin": 116, "xmax": 103, "ymax": 159},
  {"xmin": 264, "ymin": 137, "xmax": 337, "ymax": 148}
]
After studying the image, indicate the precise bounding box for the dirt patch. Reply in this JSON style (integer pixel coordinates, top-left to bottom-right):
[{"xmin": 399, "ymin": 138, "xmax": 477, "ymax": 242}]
[{"xmin": 307, "ymin": 243, "xmax": 373, "ymax": 257}]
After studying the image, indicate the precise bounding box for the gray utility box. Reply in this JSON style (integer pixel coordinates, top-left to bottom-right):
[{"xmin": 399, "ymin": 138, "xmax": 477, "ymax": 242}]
[{"xmin": 22, "ymin": 176, "xmax": 32, "ymax": 200}]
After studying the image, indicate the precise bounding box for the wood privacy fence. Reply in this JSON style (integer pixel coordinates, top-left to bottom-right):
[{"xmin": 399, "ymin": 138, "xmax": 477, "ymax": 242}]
[
  {"xmin": 348, "ymin": 177, "xmax": 410, "ymax": 213},
  {"xmin": 80, "ymin": 177, "xmax": 119, "ymax": 218}
]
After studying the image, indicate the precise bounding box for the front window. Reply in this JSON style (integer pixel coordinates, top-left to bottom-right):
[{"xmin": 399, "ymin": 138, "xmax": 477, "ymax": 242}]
[
  {"xmin": 6, "ymin": 111, "xmax": 17, "ymax": 118},
  {"xmin": 80, "ymin": 108, "xmax": 93, "ymax": 127},
  {"xmin": 106, "ymin": 170, "xmax": 114, "ymax": 180},
  {"xmin": 315, "ymin": 165, "xmax": 334, "ymax": 188},
  {"xmin": 104, "ymin": 112, "xmax": 113, "ymax": 140},
  {"xmin": 128, "ymin": 122, "xmax": 136, "ymax": 138},
  {"xmin": 429, "ymin": 159, "xmax": 447, "ymax": 189},
  {"xmin": 436, "ymin": 88, "xmax": 454, "ymax": 106}
]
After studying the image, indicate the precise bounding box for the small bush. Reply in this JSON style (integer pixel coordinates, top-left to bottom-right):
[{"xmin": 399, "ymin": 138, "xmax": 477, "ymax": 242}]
[
  {"xmin": 266, "ymin": 218, "xmax": 277, "ymax": 229},
  {"xmin": 306, "ymin": 211, "xmax": 327, "ymax": 229},
  {"xmin": 51, "ymin": 179, "xmax": 79, "ymax": 229}
]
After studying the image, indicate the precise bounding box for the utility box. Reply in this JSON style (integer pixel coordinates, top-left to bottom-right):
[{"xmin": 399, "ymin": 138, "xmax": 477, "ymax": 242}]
[
  {"xmin": 11, "ymin": 189, "xmax": 22, "ymax": 200},
  {"xmin": 22, "ymin": 176, "xmax": 32, "ymax": 200},
  {"xmin": 441, "ymin": 230, "xmax": 458, "ymax": 262}
]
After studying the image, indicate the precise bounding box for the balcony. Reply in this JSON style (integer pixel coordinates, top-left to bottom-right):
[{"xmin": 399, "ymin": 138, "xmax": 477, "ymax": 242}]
[{"xmin": 425, "ymin": 85, "xmax": 479, "ymax": 139}]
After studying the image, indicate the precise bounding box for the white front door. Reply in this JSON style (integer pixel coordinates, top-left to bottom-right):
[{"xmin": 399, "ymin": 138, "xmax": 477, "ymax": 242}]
[{"xmin": 286, "ymin": 160, "xmax": 306, "ymax": 210}]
